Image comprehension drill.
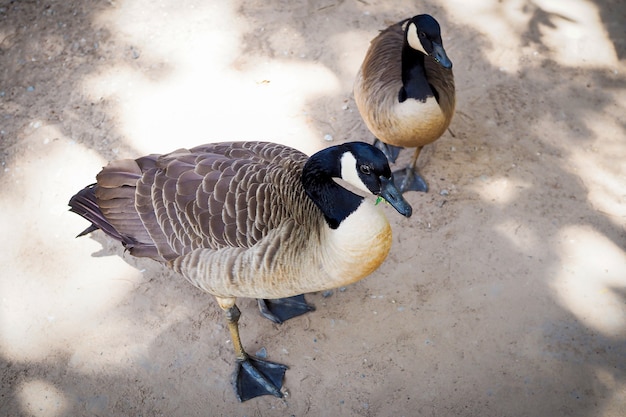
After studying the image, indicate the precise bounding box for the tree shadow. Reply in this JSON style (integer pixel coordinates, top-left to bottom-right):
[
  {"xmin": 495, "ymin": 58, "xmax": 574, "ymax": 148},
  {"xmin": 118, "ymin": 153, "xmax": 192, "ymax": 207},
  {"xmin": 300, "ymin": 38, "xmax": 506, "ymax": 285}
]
[
  {"xmin": 233, "ymin": 0, "xmax": 626, "ymax": 415},
  {"xmin": 0, "ymin": 0, "xmax": 167, "ymax": 166},
  {"xmin": 1, "ymin": 0, "xmax": 625, "ymax": 416},
  {"xmin": 593, "ymin": 0, "xmax": 626, "ymax": 59}
]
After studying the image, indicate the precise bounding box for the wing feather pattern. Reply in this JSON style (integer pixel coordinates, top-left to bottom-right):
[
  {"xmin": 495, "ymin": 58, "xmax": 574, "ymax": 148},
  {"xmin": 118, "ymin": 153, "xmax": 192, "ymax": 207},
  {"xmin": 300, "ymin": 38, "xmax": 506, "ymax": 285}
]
[{"xmin": 70, "ymin": 141, "xmax": 310, "ymax": 264}]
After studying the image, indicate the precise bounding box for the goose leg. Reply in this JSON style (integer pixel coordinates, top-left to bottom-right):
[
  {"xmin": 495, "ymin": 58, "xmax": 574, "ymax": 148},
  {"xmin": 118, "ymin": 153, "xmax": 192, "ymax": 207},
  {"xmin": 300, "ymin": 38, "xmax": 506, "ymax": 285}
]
[
  {"xmin": 217, "ymin": 298, "xmax": 288, "ymax": 402},
  {"xmin": 393, "ymin": 146, "xmax": 429, "ymax": 193},
  {"xmin": 257, "ymin": 294, "xmax": 315, "ymax": 324},
  {"xmin": 373, "ymin": 138, "xmax": 402, "ymax": 164}
]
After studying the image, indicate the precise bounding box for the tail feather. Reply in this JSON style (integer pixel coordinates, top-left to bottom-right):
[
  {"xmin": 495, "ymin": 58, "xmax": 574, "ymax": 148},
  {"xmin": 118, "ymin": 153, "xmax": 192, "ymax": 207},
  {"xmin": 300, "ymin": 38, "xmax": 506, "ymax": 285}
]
[
  {"xmin": 76, "ymin": 224, "xmax": 99, "ymax": 238},
  {"xmin": 68, "ymin": 184, "xmax": 136, "ymax": 247}
]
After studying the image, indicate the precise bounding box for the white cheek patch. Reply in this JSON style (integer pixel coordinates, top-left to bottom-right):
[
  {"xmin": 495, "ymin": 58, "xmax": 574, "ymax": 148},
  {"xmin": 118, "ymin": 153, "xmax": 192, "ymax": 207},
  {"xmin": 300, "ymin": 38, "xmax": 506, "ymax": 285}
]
[
  {"xmin": 340, "ymin": 152, "xmax": 371, "ymax": 194},
  {"xmin": 407, "ymin": 22, "xmax": 427, "ymax": 55}
]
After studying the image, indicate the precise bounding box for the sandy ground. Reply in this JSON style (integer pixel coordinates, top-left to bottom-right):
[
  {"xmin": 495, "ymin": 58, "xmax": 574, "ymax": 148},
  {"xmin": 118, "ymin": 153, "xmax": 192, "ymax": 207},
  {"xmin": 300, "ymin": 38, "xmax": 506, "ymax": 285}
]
[{"xmin": 1, "ymin": 0, "xmax": 625, "ymax": 416}]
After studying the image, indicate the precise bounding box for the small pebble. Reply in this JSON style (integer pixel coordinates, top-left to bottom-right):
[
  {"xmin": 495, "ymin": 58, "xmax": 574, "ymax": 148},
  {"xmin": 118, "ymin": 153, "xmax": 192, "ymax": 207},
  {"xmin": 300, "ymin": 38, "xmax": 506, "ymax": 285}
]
[
  {"xmin": 322, "ymin": 290, "xmax": 333, "ymax": 298},
  {"xmin": 255, "ymin": 347, "xmax": 267, "ymax": 358},
  {"xmin": 26, "ymin": 86, "xmax": 35, "ymax": 92},
  {"xmin": 323, "ymin": 134, "xmax": 333, "ymax": 142},
  {"xmin": 440, "ymin": 189, "xmax": 449, "ymax": 196}
]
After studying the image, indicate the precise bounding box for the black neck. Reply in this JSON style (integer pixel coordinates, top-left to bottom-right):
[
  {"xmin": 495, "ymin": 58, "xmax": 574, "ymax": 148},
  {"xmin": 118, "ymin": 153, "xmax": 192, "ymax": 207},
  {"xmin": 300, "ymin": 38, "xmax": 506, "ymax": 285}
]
[
  {"xmin": 399, "ymin": 46, "xmax": 435, "ymax": 103},
  {"xmin": 302, "ymin": 146, "xmax": 364, "ymax": 229}
]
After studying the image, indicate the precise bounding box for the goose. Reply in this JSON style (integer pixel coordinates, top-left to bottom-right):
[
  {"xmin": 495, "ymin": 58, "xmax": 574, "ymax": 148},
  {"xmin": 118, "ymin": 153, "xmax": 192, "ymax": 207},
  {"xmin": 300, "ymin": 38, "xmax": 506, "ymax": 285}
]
[
  {"xmin": 354, "ymin": 14, "xmax": 455, "ymax": 193},
  {"xmin": 68, "ymin": 141, "xmax": 412, "ymax": 401}
]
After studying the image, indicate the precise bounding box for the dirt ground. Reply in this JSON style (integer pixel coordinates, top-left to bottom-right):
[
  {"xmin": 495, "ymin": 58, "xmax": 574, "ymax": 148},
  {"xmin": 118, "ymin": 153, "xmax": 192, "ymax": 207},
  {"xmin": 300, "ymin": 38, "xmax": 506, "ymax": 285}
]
[{"xmin": 1, "ymin": 0, "xmax": 625, "ymax": 416}]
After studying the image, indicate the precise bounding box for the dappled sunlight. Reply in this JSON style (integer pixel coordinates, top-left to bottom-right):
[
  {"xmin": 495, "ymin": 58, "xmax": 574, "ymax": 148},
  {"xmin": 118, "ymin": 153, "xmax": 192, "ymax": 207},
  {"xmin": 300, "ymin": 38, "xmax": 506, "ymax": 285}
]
[
  {"xmin": 571, "ymin": 153, "xmax": 626, "ymax": 221},
  {"xmin": 262, "ymin": 24, "xmax": 308, "ymax": 58},
  {"xmin": 531, "ymin": 0, "xmax": 618, "ymax": 67},
  {"xmin": 1, "ymin": 0, "xmax": 625, "ymax": 414},
  {"xmin": 439, "ymin": 0, "xmax": 529, "ymax": 72},
  {"xmin": 83, "ymin": 0, "xmax": 342, "ymax": 156},
  {"xmin": 82, "ymin": 59, "xmax": 340, "ymax": 155},
  {"xmin": 440, "ymin": 0, "xmax": 618, "ymax": 70},
  {"xmin": 63, "ymin": 289, "xmax": 206, "ymax": 374},
  {"xmin": 568, "ymin": 115, "xmax": 626, "ymax": 219},
  {"xmin": 95, "ymin": 0, "xmax": 244, "ymax": 67},
  {"xmin": 327, "ymin": 30, "xmax": 372, "ymax": 88},
  {"xmin": 16, "ymin": 379, "xmax": 67, "ymax": 417},
  {"xmin": 0, "ymin": 137, "xmax": 142, "ymax": 361},
  {"xmin": 470, "ymin": 176, "xmax": 530, "ymax": 206},
  {"xmin": 551, "ymin": 225, "xmax": 626, "ymax": 336},
  {"xmin": 0, "ymin": 255, "xmax": 140, "ymax": 361}
]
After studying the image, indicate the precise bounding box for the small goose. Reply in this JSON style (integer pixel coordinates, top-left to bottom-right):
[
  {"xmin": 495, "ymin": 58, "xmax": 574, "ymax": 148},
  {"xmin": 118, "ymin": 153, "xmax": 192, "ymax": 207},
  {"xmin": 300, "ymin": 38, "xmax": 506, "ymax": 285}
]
[
  {"xmin": 354, "ymin": 14, "xmax": 455, "ymax": 192},
  {"xmin": 69, "ymin": 141, "xmax": 412, "ymax": 401}
]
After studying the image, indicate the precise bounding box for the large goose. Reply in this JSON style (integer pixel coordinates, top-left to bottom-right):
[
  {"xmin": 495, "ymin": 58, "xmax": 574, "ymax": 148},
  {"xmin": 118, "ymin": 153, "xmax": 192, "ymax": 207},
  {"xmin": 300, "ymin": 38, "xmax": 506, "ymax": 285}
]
[
  {"xmin": 354, "ymin": 14, "xmax": 455, "ymax": 192},
  {"xmin": 69, "ymin": 141, "xmax": 412, "ymax": 401}
]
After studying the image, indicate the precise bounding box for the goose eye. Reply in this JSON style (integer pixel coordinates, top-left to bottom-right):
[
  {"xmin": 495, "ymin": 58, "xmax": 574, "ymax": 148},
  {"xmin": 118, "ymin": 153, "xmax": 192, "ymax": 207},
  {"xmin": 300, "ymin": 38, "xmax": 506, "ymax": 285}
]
[
  {"xmin": 419, "ymin": 31, "xmax": 426, "ymax": 38},
  {"xmin": 359, "ymin": 164, "xmax": 371, "ymax": 175}
]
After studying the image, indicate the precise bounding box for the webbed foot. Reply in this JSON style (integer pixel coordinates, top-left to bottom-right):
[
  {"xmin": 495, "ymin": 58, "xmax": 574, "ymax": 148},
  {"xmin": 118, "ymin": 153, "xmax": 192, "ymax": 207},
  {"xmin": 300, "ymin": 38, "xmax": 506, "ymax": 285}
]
[
  {"xmin": 234, "ymin": 356, "xmax": 288, "ymax": 402},
  {"xmin": 373, "ymin": 138, "xmax": 402, "ymax": 164},
  {"xmin": 393, "ymin": 166, "xmax": 429, "ymax": 193},
  {"xmin": 257, "ymin": 294, "xmax": 315, "ymax": 324}
]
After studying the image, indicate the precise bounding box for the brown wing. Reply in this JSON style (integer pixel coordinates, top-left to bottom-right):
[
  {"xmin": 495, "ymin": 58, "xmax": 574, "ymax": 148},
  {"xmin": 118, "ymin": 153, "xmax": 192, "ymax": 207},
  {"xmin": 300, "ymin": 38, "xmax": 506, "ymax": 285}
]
[
  {"xmin": 354, "ymin": 20, "xmax": 406, "ymax": 134},
  {"xmin": 92, "ymin": 141, "xmax": 309, "ymax": 262},
  {"xmin": 357, "ymin": 19, "xmax": 406, "ymax": 97}
]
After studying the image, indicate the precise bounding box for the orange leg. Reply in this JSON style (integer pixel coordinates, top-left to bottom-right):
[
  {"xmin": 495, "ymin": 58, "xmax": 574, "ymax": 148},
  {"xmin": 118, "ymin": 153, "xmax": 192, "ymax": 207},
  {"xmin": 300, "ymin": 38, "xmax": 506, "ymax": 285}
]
[{"xmin": 216, "ymin": 297, "xmax": 288, "ymax": 401}]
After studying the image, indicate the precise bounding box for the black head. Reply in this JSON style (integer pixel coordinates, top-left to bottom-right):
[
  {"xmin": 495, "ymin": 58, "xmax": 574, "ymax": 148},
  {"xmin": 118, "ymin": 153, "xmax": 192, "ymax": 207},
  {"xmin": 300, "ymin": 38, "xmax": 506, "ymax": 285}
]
[
  {"xmin": 302, "ymin": 142, "xmax": 412, "ymax": 228},
  {"xmin": 337, "ymin": 142, "xmax": 412, "ymax": 218},
  {"xmin": 338, "ymin": 142, "xmax": 391, "ymax": 192},
  {"xmin": 405, "ymin": 14, "xmax": 452, "ymax": 69}
]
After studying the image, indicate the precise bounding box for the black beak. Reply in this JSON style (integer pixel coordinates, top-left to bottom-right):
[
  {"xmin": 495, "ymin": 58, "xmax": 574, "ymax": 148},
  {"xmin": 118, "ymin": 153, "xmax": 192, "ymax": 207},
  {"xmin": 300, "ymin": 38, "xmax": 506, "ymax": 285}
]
[
  {"xmin": 379, "ymin": 176, "xmax": 413, "ymax": 218},
  {"xmin": 431, "ymin": 42, "xmax": 452, "ymax": 69}
]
